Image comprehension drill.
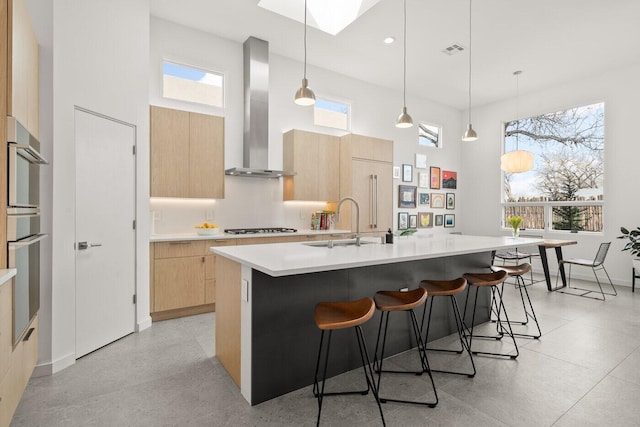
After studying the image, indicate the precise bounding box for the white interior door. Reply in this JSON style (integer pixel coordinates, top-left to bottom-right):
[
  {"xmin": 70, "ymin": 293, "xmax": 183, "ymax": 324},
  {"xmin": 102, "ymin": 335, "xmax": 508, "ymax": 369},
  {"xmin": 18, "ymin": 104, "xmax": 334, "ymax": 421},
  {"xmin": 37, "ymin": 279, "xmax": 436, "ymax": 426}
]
[{"xmin": 75, "ymin": 108, "xmax": 136, "ymax": 358}]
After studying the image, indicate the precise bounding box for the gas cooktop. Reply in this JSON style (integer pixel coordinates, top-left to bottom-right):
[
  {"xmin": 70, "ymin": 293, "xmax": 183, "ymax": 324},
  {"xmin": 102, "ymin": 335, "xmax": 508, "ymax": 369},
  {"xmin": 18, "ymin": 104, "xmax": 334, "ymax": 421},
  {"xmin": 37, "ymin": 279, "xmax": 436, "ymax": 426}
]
[{"xmin": 224, "ymin": 227, "xmax": 298, "ymax": 235}]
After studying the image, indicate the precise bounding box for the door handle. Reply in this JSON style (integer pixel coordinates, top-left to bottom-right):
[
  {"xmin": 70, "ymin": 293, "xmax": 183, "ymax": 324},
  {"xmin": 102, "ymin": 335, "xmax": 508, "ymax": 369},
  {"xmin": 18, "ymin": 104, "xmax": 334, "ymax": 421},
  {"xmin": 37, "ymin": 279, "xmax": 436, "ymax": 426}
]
[{"xmin": 78, "ymin": 241, "xmax": 103, "ymax": 250}]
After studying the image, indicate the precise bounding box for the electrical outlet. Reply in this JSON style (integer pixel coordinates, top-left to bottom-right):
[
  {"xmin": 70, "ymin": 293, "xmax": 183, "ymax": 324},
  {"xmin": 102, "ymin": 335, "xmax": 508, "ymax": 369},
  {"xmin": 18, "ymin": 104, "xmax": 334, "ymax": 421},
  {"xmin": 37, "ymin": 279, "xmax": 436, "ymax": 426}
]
[
  {"xmin": 205, "ymin": 208, "xmax": 215, "ymax": 221},
  {"xmin": 153, "ymin": 210, "xmax": 162, "ymax": 221},
  {"xmin": 299, "ymin": 210, "xmax": 305, "ymax": 220},
  {"xmin": 241, "ymin": 279, "xmax": 249, "ymax": 302}
]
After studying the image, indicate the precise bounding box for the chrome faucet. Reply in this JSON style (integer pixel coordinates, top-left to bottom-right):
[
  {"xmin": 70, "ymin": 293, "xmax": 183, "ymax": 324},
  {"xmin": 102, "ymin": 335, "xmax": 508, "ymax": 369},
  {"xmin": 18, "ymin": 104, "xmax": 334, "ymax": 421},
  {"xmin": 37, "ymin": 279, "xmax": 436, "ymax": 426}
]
[{"xmin": 337, "ymin": 197, "xmax": 361, "ymax": 246}]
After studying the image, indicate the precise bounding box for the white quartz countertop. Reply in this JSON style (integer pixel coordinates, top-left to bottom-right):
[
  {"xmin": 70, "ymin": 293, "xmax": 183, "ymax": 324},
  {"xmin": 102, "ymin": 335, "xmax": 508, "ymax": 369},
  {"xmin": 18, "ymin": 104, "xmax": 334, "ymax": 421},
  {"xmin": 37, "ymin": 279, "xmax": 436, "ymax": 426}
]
[
  {"xmin": 211, "ymin": 235, "xmax": 544, "ymax": 277},
  {"xmin": 0, "ymin": 268, "xmax": 17, "ymax": 287},
  {"xmin": 150, "ymin": 229, "xmax": 352, "ymax": 242}
]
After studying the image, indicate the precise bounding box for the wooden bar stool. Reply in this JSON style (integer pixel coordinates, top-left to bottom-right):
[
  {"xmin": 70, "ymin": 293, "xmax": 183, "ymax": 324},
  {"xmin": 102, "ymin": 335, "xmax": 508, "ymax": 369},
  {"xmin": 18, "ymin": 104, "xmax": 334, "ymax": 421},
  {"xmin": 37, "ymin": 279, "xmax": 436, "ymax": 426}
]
[
  {"xmin": 373, "ymin": 287, "xmax": 438, "ymax": 407},
  {"xmin": 419, "ymin": 277, "xmax": 476, "ymax": 377},
  {"xmin": 490, "ymin": 263, "xmax": 541, "ymax": 339},
  {"xmin": 313, "ymin": 297, "xmax": 385, "ymax": 427},
  {"xmin": 462, "ymin": 270, "xmax": 519, "ymax": 359}
]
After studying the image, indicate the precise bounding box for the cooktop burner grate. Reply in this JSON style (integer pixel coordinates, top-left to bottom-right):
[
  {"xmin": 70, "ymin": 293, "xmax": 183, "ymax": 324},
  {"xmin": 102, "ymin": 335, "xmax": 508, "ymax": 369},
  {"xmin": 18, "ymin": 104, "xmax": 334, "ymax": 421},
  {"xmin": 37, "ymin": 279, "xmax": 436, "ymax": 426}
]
[{"xmin": 224, "ymin": 227, "xmax": 298, "ymax": 235}]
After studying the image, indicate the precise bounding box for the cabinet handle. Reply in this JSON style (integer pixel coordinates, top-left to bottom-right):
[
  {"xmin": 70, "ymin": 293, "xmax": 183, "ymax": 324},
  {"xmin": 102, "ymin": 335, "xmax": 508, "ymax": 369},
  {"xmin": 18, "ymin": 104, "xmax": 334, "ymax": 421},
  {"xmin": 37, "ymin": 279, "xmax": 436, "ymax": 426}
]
[
  {"xmin": 374, "ymin": 174, "xmax": 378, "ymax": 228},
  {"xmin": 369, "ymin": 174, "xmax": 374, "ymax": 228},
  {"xmin": 169, "ymin": 241, "xmax": 191, "ymax": 245},
  {"xmin": 202, "ymin": 257, "xmax": 205, "ymax": 263},
  {"xmin": 215, "ymin": 240, "xmax": 232, "ymax": 243},
  {"xmin": 23, "ymin": 327, "xmax": 35, "ymax": 342}
]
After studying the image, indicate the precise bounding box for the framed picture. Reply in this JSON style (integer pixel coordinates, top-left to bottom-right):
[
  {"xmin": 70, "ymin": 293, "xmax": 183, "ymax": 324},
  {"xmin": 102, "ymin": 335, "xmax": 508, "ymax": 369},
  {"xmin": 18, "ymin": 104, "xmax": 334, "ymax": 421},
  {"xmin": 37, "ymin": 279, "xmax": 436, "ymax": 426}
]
[
  {"xmin": 393, "ymin": 166, "xmax": 401, "ymax": 180},
  {"xmin": 444, "ymin": 214, "xmax": 456, "ymax": 228},
  {"xmin": 431, "ymin": 193, "xmax": 445, "ymax": 209},
  {"xmin": 418, "ymin": 172, "xmax": 429, "ymax": 188},
  {"xmin": 419, "ymin": 193, "xmax": 430, "ymax": 205},
  {"xmin": 398, "ymin": 212, "xmax": 409, "ymax": 230},
  {"xmin": 409, "ymin": 214, "xmax": 417, "ymax": 229},
  {"xmin": 398, "ymin": 185, "xmax": 417, "ymax": 208},
  {"xmin": 435, "ymin": 214, "xmax": 444, "ymax": 226},
  {"xmin": 418, "ymin": 212, "xmax": 433, "ymax": 228},
  {"xmin": 402, "ymin": 164, "xmax": 413, "ymax": 182},
  {"xmin": 415, "ymin": 153, "xmax": 428, "ymax": 169},
  {"xmin": 446, "ymin": 193, "xmax": 455, "ymax": 210},
  {"xmin": 430, "ymin": 166, "xmax": 441, "ymax": 189},
  {"xmin": 442, "ymin": 170, "xmax": 457, "ymax": 189}
]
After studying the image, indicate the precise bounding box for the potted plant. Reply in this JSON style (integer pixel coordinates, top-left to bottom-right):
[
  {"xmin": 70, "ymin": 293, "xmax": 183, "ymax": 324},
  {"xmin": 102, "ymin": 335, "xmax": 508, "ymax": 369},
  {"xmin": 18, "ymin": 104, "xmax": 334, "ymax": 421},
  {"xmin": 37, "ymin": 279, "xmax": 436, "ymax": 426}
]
[
  {"xmin": 618, "ymin": 226, "xmax": 640, "ymax": 272},
  {"xmin": 508, "ymin": 216, "xmax": 523, "ymax": 238}
]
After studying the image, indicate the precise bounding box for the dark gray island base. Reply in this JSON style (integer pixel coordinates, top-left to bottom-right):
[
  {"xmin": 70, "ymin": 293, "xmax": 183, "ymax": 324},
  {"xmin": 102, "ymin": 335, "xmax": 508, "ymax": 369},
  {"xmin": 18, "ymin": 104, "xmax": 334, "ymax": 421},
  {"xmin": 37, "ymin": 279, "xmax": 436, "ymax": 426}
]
[{"xmin": 250, "ymin": 252, "xmax": 491, "ymax": 405}]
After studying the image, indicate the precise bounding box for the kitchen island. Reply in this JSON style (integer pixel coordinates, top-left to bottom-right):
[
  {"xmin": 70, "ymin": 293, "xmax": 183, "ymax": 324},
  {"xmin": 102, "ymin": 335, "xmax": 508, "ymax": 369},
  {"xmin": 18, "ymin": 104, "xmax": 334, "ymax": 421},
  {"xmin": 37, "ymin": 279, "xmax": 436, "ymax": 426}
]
[{"xmin": 212, "ymin": 234, "xmax": 543, "ymax": 405}]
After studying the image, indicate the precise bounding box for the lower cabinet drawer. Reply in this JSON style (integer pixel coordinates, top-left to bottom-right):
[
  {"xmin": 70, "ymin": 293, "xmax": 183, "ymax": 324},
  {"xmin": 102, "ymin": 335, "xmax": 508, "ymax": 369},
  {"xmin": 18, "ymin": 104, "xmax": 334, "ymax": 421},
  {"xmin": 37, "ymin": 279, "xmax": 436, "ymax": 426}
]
[{"xmin": 154, "ymin": 241, "xmax": 205, "ymax": 258}]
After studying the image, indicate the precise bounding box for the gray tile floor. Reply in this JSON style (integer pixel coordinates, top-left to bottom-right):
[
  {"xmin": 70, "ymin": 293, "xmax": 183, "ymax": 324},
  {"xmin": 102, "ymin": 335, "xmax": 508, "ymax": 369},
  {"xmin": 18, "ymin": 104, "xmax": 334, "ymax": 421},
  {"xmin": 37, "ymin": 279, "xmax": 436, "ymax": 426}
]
[{"xmin": 12, "ymin": 275, "xmax": 640, "ymax": 426}]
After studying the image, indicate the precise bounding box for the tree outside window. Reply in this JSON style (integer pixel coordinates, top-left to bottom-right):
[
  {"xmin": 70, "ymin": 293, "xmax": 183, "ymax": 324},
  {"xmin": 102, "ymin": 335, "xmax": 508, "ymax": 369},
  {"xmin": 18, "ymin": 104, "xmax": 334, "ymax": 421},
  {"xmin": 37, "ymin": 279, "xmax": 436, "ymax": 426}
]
[{"xmin": 503, "ymin": 103, "xmax": 604, "ymax": 232}]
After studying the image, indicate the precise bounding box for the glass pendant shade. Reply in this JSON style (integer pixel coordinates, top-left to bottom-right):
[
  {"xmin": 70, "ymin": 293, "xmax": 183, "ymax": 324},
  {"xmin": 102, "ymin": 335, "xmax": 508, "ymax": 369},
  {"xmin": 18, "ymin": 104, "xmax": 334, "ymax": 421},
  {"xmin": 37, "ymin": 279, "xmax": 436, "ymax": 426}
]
[
  {"xmin": 501, "ymin": 150, "xmax": 534, "ymax": 173},
  {"xmin": 461, "ymin": 123, "xmax": 478, "ymax": 141},
  {"xmin": 294, "ymin": 78, "xmax": 316, "ymax": 106},
  {"xmin": 396, "ymin": 106, "xmax": 413, "ymax": 128}
]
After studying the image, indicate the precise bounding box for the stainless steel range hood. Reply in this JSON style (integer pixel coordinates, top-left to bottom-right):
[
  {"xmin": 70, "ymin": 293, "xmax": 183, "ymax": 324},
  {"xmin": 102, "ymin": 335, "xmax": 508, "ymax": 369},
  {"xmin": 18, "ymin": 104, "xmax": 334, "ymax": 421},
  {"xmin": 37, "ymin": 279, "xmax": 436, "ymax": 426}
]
[{"xmin": 225, "ymin": 37, "xmax": 295, "ymax": 179}]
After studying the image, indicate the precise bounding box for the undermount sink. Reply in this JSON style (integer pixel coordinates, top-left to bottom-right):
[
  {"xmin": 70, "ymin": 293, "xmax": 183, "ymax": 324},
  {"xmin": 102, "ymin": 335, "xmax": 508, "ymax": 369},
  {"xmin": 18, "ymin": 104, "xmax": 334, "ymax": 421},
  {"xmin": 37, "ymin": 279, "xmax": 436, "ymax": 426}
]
[{"xmin": 303, "ymin": 239, "xmax": 377, "ymax": 248}]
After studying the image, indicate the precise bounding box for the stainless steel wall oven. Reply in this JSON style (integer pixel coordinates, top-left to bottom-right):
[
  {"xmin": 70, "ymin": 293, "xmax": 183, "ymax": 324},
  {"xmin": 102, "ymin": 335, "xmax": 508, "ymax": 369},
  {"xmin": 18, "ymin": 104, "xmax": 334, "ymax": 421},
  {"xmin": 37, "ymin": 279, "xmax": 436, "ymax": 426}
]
[{"xmin": 7, "ymin": 116, "xmax": 48, "ymax": 345}]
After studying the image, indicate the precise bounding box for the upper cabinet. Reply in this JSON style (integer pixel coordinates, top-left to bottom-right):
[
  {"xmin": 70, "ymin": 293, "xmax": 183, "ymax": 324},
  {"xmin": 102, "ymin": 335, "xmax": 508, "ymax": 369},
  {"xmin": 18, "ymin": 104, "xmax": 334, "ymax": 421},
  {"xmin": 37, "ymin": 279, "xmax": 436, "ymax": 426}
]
[
  {"xmin": 8, "ymin": 0, "xmax": 39, "ymax": 138},
  {"xmin": 150, "ymin": 105, "xmax": 225, "ymax": 199},
  {"xmin": 337, "ymin": 133, "xmax": 393, "ymax": 234},
  {"xmin": 282, "ymin": 129, "xmax": 340, "ymax": 202}
]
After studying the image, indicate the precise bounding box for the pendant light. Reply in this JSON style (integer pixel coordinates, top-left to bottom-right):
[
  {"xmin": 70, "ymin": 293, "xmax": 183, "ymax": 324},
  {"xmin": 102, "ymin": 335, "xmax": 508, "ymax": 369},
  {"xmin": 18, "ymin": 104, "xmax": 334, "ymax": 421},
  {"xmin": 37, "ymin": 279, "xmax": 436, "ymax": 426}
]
[
  {"xmin": 501, "ymin": 70, "xmax": 534, "ymax": 173},
  {"xmin": 395, "ymin": 0, "xmax": 413, "ymax": 128},
  {"xmin": 461, "ymin": 0, "xmax": 478, "ymax": 141},
  {"xmin": 294, "ymin": 0, "xmax": 316, "ymax": 106}
]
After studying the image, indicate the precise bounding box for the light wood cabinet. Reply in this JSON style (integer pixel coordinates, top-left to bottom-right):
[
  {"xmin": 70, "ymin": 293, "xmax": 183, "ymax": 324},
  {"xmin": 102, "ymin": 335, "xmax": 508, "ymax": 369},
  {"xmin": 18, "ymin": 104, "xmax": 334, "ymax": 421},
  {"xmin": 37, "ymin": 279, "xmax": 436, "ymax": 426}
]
[
  {"xmin": 189, "ymin": 112, "xmax": 225, "ymax": 198},
  {"xmin": 336, "ymin": 134, "xmax": 393, "ymax": 234},
  {"xmin": 283, "ymin": 129, "xmax": 340, "ymax": 201},
  {"xmin": 0, "ymin": 311, "xmax": 37, "ymax": 427},
  {"xmin": 8, "ymin": 0, "xmax": 38, "ymax": 138},
  {"xmin": 150, "ymin": 239, "xmax": 236, "ymax": 321},
  {"xmin": 150, "ymin": 106, "xmax": 225, "ymax": 199},
  {"xmin": 0, "ymin": 282, "xmax": 12, "ymax": 383},
  {"xmin": 154, "ymin": 256, "xmax": 205, "ymax": 312},
  {"xmin": 351, "ymin": 159, "xmax": 393, "ymax": 233},
  {"xmin": 150, "ymin": 234, "xmax": 350, "ymax": 321}
]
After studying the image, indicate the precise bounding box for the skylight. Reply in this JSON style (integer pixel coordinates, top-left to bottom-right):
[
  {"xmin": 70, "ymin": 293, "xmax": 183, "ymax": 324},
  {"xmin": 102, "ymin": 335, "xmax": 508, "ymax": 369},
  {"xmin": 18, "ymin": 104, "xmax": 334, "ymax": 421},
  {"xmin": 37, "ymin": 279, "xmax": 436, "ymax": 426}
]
[{"xmin": 258, "ymin": 0, "xmax": 382, "ymax": 36}]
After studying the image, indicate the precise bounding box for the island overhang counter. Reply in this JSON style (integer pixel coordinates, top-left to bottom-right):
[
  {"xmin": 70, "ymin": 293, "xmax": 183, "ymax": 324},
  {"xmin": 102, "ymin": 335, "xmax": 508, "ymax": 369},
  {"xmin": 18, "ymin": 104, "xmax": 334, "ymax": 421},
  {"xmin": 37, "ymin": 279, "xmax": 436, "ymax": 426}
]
[{"xmin": 212, "ymin": 234, "xmax": 542, "ymax": 405}]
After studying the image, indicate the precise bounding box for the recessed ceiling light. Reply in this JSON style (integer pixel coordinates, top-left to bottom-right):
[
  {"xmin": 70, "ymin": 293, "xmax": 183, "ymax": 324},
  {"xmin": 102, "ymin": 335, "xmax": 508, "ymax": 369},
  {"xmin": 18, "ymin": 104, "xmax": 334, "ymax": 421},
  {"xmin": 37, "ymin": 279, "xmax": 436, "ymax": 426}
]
[{"xmin": 384, "ymin": 36, "xmax": 395, "ymax": 44}]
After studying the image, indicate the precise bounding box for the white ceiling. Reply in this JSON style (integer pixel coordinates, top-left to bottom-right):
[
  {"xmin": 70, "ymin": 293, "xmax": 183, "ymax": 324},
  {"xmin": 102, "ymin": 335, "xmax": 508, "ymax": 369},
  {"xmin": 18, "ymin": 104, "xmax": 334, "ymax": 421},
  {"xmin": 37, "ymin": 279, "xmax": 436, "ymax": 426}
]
[{"xmin": 150, "ymin": 0, "xmax": 640, "ymax": 110}]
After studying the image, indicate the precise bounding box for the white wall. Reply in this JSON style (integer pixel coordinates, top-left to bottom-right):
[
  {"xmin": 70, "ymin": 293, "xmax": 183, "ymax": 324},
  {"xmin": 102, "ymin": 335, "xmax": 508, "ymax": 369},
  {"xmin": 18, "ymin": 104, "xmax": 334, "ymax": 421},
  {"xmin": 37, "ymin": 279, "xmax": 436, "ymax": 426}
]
[
  {"xmin": 46, "ymin": 0, "xmax": 150, "ymax": 374},
  {"xmin": 460, "ymin": 63, "xmax": 640, "ymax": 285},
  {"xmin": 149, "ymin": 18, "xmax": 463, "ymax": 234}
]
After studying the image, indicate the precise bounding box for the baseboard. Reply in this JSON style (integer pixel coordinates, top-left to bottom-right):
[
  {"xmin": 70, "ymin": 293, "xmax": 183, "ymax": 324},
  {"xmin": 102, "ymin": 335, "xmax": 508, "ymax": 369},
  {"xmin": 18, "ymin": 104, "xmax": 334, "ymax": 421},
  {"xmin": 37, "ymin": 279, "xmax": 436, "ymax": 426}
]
[
  {"xmin": 137, "ymin": 315, "xmax": 152, "ymax": 332},
  {"xmin": 151, "ymin": 304, "xmax": 215, "ymax": 322},
  {"xmin": 32, "ymin": 352, "xmax": 76, "ymax": 378}
]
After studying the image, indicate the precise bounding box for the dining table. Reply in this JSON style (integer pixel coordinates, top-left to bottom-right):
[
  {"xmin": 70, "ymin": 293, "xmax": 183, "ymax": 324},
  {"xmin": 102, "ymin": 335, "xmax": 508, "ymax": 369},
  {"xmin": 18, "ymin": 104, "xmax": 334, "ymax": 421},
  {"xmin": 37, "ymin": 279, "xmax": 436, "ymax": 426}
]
[{"xmin": 537, "ymin": 239, "xmax": 578, "ymax": 291}]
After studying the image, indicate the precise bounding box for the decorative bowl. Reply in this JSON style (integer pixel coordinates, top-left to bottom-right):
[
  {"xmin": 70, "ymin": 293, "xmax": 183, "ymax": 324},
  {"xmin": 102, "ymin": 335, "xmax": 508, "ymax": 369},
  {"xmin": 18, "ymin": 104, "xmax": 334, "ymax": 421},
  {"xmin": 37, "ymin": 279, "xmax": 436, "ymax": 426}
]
[{"xmin": 196, "ymin": 227, "xmax": 219, "ymax": 236}]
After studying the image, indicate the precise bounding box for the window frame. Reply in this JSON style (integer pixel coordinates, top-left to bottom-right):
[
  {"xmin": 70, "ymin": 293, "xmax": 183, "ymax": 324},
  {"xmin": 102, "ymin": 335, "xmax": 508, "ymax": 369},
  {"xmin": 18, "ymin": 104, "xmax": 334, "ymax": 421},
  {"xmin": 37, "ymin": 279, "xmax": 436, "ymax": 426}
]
[
  {"xmin": 161, "ymin": 59, "xmax": 226, "ymax": 109},
  {"xmin": 313, "ymin": 96, "xmax": 351, "ymax": 131},
  {"xmin": 500, "ymin": 102, "xmax": 605, "ymax": 234}
]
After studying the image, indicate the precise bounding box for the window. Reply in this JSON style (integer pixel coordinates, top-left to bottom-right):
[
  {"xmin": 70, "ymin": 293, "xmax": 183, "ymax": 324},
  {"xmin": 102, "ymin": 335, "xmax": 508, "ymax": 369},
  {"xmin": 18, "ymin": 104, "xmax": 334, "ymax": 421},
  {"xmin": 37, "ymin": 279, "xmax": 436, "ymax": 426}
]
[
  {"xmin": 313, "ymin": 97, "xmax": 350, "ymax": 130},
  {"xmin": 162, "ymin": 61, "xmax": 224, "ymax": 108},
  {"xmin": 418, "ymin": 122, "xmax": 441, "ymax": 148},
  {"xmin": 502, "ymin": 102, "xmax": 604, "ymax": 232}
]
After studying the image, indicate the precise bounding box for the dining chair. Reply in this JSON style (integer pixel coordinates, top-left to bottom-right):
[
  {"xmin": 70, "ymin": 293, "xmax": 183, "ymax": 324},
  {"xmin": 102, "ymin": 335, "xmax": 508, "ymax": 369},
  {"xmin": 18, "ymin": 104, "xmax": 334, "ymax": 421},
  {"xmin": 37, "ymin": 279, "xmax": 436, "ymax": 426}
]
[{"xmin": 554, "ymin": 242, "xmax": 616, "ymax": 300}]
